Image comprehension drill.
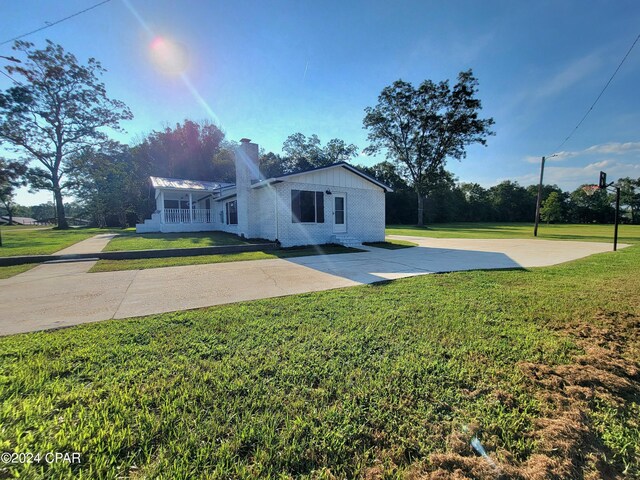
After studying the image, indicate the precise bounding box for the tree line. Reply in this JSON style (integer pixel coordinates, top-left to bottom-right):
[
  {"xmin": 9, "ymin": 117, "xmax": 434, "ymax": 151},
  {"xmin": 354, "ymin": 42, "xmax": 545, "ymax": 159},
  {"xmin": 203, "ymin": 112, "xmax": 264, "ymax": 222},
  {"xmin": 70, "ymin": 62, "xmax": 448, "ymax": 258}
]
[
  {"xmin": 361, "ymin": 169, "xmax": 640, "ymax": 225},
  {"xmin": 1, "ymin": 40, "xmax": 638, "ymax": 228}
]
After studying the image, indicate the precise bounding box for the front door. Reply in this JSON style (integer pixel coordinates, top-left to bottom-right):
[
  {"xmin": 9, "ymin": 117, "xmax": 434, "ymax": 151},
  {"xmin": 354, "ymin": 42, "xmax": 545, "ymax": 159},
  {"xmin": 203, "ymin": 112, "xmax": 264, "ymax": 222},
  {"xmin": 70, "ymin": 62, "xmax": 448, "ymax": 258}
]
[{"xmin": 333, "ymin": 194, "xmax": 346, "ymax": 233}]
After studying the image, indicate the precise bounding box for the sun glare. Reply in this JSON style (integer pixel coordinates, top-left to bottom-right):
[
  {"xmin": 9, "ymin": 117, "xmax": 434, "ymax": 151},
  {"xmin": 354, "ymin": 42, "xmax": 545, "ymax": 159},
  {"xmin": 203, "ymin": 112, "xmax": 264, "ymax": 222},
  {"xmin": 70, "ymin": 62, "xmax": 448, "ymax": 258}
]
[{"xmin": 149, "ymin": 36, "xmax": 189, "ymax": 75}]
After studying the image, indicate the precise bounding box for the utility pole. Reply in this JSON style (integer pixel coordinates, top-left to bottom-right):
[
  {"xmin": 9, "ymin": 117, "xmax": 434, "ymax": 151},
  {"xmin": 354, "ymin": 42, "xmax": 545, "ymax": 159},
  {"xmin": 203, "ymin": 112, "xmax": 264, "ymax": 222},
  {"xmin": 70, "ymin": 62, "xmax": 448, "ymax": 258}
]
[
  {"xmin": 533, "ymin": 156, "xmax": 546, "ymax": 237},
  {"xmin": 613, "ymin": 185, "xmax": 620, "ymax": 251}
]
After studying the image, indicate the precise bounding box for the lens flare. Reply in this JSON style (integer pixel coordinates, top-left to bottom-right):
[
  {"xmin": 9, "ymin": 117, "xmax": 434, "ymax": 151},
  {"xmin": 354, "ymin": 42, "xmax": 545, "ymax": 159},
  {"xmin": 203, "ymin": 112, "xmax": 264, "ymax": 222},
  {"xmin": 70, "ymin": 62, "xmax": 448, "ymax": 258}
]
[{"xmin": 149, "ymin": 36, "xmax": 189, "ymax": 75}]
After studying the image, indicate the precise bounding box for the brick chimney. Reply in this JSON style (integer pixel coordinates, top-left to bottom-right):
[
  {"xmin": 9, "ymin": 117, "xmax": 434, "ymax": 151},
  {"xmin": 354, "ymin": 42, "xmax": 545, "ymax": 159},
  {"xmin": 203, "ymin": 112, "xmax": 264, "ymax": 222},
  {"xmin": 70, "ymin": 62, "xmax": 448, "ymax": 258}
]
[{"xmin": 234, "ymin": 138, "xmax": 261, "ymax": 238}]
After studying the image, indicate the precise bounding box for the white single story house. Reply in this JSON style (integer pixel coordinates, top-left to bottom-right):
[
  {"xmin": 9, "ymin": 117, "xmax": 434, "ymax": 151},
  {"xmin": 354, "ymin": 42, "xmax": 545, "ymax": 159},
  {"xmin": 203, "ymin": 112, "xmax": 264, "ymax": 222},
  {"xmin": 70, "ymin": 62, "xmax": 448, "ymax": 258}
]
[{"xmin": 136, "ymin": 138, "xmax": 392, "ymax": 247}]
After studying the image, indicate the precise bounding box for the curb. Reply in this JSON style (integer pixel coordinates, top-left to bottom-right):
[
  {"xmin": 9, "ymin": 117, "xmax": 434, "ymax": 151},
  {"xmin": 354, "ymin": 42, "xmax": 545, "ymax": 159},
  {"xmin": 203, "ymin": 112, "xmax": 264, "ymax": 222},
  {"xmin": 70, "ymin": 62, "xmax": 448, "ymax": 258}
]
[{"xmin": 0, "ymin": 243, "xmax": 279, "ymax": 267}]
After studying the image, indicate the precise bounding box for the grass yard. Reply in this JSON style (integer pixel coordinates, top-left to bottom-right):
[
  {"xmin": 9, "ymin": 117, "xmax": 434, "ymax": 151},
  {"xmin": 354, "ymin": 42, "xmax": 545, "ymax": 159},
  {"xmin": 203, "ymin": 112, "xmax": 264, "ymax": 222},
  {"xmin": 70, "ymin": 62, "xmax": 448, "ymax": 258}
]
[
  {"xmin": 1, "ymin": 242, "xmax": 638, "ymax": 478},
  {"xmin": 0, "ymin": 263, "xmax": 36, "ymax": 279},
  {"xmin": 90, "ymin": 244, "xmax": 363, "ymax": 272},
  {"xmin": 0, "ymin": 227, "xmax": 119, "ymax": 257},
  {"xmin": 387, "ymin": 222, "xmax": 640, "ymax": 244},
  {"xmin": 103, "ymin": 231, "xmax": 252, "ymax": 252}
]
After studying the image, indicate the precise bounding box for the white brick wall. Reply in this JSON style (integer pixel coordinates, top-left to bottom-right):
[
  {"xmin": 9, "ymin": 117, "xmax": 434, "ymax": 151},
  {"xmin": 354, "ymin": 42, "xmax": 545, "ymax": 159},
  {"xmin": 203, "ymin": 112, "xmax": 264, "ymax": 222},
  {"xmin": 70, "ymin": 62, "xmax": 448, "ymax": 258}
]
[
  {"xmin": 268, "ymin": 180, "xmax": 386, "ymax": 247},
  {"xmin": 250, "ymin": 186, "xmax": 277, "ymax": 240}
]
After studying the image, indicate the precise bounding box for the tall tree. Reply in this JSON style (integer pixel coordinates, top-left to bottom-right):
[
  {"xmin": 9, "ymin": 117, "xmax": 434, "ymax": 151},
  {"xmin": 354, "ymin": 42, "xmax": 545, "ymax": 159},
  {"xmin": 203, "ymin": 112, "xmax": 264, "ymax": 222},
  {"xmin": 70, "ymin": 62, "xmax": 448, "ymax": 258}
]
[
  {"xmin": 569, "ymin": 185, "xmax": 613, "ymax": 224},
  {"xmin": 540, "ymin": 191, "xmax": 565, "ymax": 223},
  {"xmin": 617, "ymin": 177, "xmax": 640, "ymax": 224},
  {"xmin": 0, "ymin": 159, "xmax": 27, "ymax": 225},
  {"xmin": 488, "ymin": 180, "xmax": 535, "ymax": 222},
  {"xmin": 323, "ymin": 138, "xmax": 359, "ymax": 164},
  {"xmin": 0, "ymin": 41, "xmax": 132, "ymax": 228},
  {"xmin": 136, "ymin": 120, "xmax": 225, "ymax": 181},
  {"xmin": 281, "ymin": 133, "xmax": 358, "ymax": 173},
  {"xmin": 357, "ymin": 161, "xmax": 410, "ymax": 191},
  {"xmin": 459, "ymin": 182, "xmax": 492, "ymax": 221},
  {"xmin": 259, "ymin": 150, "xmax": 286, "ymax": 178},
  {"xmin": 69, "ymin": 143, "xmax": 152, "ymax": 227},
  {"xmin": 363, "ymin": 70, "xmax": 494, "ymax": 225}
]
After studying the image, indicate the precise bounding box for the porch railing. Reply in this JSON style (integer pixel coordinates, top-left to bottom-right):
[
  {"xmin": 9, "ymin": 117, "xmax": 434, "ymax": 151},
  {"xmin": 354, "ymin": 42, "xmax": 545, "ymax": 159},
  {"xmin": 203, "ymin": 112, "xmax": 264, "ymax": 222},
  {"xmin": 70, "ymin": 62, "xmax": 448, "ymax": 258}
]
[
  {"xmin": 163, "ymin": 208, "xmax": 213, "ymax": 224},
  {"xmin": 192, "ymin": 208, "xmax": 212, "ymax": 223}
]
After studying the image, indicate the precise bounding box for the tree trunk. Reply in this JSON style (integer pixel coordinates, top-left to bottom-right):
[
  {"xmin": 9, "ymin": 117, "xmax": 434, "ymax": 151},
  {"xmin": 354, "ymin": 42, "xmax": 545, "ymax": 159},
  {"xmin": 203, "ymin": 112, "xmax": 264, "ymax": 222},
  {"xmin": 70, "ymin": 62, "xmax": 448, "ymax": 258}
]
[
  {"xmin": 416, "ymin": 192, "xmax": 425, "ymax": 227},
  {"xmin": 7, "ymin": 206, "xmax": 13, "ymax": 225},
  {"xmin": 53, "ymin": 187, "xmax": 68, "ymax": 229}
]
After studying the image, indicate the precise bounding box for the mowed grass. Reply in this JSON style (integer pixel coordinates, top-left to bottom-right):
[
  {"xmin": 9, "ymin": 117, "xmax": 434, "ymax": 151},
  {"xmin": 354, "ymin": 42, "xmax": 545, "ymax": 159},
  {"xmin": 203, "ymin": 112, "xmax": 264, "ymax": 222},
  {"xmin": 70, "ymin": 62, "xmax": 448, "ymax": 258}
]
[
  {"xmin": 0, "ymin": 263, "xmax": 36, "ymax": 279},
  {"xmin": 90, "ymin": 244, "xmax": 363, "ymax": 272},
  {"xmin": 1, "ymin": 244, "xmax": 638, "ymax": 477},
  {"xmin": 387, "ymin": 222, "xmax": 640, "ymax": 244},
  {"xmin": 103, "ymin": 231, "xmax": 252, "ymax": 251},
  {"xmin": 0, "ymin": 227, "xmax": 117, "ymax": 257}
]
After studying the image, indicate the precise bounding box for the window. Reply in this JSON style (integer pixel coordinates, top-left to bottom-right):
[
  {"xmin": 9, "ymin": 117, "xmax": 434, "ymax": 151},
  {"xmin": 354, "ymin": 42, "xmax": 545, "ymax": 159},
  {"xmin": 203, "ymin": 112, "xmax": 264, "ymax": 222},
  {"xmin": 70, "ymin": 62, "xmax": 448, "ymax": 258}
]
[
  {"xmin": 291, "ymin": 190, "xmax": 324, "ymax": 223},
  {"xmin": 226, "ymin": 200, "xmax": 237, "ymax": 225}
]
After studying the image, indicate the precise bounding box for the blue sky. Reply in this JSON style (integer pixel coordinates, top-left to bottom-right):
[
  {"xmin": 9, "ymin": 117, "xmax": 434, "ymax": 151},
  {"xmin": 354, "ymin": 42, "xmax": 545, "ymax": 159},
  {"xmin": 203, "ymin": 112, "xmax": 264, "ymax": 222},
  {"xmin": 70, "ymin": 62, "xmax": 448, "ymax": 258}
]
[{"xmin": 2, "ymin": 0, "xmax": 639, "ymax": 205}]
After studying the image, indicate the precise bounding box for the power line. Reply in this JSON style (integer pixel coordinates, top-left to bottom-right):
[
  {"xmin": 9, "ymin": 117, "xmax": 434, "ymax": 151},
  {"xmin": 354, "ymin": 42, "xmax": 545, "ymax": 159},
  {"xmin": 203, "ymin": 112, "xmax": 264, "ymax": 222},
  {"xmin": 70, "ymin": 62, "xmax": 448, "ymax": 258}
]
[
  {"xmin": 0, "ymin": 0, "xmax": 112, "ymax": 47},
  {"xmin": 0, "ymin": 69, "xmax": 21, "ymax": 85},
  {"xmin": 553, "ymin": 31, "xmax": 640, "ymax": 154}
]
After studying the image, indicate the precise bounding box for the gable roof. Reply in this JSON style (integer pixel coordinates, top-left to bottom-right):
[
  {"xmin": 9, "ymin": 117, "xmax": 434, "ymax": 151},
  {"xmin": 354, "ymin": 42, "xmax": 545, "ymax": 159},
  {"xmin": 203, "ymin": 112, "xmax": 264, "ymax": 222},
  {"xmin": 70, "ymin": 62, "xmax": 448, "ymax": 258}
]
[
  {"xmin": 150, "ymin": 163, "xmax": 393, "ymax": 194},
  {"xmin": 150, "ymin": 176, "xmax": 234, "ymax": 191},
  {"xmin": 254, "ymin": 162, "xmax": 393, "ymax": 192}
]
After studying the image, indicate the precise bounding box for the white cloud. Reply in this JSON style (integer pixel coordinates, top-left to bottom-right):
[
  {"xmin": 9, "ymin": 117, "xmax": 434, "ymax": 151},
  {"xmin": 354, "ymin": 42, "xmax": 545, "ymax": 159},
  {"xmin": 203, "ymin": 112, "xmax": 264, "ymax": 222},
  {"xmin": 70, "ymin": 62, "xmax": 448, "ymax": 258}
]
[
  {"xmin": 584, "ymin": 142, "xmax": 640, "ymax": 155},
  {"xmin": 523, "ymin": 142, "xmax": 640, "ymax": 163},
  {"xmin": 535, "ymin": 52, "xmax": 603, "ymax": 98}
]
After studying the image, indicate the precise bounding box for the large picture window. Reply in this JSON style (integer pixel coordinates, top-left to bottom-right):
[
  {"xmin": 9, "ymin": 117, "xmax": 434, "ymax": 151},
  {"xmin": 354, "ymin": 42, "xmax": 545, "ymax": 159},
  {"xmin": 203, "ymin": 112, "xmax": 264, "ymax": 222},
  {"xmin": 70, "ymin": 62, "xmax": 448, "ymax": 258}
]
[
  {"xmin": 226, "ymin": 200, "xmax": 237, "ymax": 225},
  {"xmin": 291, "ymin": 190, "xmax": 324, "ymax": 223}
]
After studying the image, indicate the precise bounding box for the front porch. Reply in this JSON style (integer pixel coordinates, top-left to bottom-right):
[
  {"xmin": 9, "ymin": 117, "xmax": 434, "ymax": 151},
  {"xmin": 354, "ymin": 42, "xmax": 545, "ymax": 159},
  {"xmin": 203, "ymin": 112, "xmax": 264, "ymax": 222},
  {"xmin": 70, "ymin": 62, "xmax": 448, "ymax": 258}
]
[
  {"xmin": 160, "ymin": 190, "xmax": 216, "ymax": 225},
  {"xmin": 137, "ymin": 188, "xmax": 224, "ymax": 233}
]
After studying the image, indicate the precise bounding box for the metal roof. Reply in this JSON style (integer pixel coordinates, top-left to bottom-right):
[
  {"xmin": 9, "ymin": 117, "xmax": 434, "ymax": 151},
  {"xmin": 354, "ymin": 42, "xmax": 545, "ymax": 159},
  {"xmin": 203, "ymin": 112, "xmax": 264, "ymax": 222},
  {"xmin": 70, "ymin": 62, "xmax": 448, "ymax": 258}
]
[
  {"xmin": 150, "ymin": 176, "xmax": 234, "ymax": 191},
  {"xmin": 0, "ymin": 216, "xmax": 38, "ymax": 225}
]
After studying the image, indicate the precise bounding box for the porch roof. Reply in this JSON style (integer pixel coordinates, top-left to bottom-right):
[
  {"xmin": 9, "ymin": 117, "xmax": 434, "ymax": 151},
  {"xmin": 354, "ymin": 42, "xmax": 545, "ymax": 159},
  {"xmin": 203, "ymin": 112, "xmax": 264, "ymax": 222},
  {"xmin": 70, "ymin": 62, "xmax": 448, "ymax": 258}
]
[{"xmin": 151, "ymin": 176, "xmax": 234, "ymax": 192}]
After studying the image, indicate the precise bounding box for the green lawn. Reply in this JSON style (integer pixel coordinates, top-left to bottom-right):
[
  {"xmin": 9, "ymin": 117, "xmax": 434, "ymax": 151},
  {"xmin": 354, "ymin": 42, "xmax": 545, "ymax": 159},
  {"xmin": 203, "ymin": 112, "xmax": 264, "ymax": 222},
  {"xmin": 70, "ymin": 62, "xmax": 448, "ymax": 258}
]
[
  {"xmin": 103, "ymin": 231, "xmax": 252, "ymax": 251},
  {"xmin": 0, "ymin": 227, "xmax": 119, "ymax": 257},
  {"xmin": 90, "ymin": 245, "xmax": 362, "ymax": 272},
  {"xmin": 1, "ymin": 243, "xmax": 638, "ymax": 478},
  {"xmin": 387, "ymin": 222, "xmax": 640, "ymax": 244},
  {"xmin": 0, "ymin": 263, "xmax": 37, "ymax": 279}
]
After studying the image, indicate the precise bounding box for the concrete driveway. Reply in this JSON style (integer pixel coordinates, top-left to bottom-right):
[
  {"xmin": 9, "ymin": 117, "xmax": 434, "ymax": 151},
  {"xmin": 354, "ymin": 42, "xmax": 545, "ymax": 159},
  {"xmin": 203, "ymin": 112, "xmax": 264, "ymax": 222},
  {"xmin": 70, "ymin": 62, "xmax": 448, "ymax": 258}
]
[{"xmin": 0, "ymin": 237, "xmax": 624, "ymax": 336}]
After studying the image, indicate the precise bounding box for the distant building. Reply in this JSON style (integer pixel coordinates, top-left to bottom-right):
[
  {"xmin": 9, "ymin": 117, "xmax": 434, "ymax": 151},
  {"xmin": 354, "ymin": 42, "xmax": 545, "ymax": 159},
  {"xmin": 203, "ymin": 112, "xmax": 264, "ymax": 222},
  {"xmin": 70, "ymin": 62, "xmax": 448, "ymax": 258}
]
[{"xmin": 0, "ymin": 216, "xmax": 38, "ymax": 226}]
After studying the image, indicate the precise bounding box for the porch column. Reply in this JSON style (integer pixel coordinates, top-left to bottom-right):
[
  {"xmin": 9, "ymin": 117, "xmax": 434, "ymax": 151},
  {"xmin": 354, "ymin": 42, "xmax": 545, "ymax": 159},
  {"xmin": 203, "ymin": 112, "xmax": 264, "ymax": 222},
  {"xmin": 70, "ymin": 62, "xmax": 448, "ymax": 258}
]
[
  {"xmin": 160, "ymin": 190, "xmax": 165, "ymax": 224},
  {"xmin": 189, "ymin": 193, "xmax": 193, "ymax": 223}
]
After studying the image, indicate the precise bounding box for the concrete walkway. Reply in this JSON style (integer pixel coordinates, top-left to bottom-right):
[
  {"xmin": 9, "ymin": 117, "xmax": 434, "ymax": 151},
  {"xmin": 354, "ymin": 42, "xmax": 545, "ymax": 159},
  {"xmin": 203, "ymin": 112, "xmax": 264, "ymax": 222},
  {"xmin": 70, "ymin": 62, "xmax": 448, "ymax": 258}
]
[
  {"xmin": 53, "ymin": 233, "xmax": 118, "ymax": 256},
  {"xmin": 0, "ymin": 237, "xmax": 626, "ymax": 336}
]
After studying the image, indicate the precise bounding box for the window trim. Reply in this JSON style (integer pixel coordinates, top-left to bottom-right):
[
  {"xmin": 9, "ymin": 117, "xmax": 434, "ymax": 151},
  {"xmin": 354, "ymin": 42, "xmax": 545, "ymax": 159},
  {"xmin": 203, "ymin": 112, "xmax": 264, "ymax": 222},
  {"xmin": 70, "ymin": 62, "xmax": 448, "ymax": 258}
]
[
  {"xmin": 291, "ymin": 189, "xmax": 324, "ymax": 224},
  {"xmin": 225, "ymin": 200, "xmax": 238, "ymax": 225}
]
